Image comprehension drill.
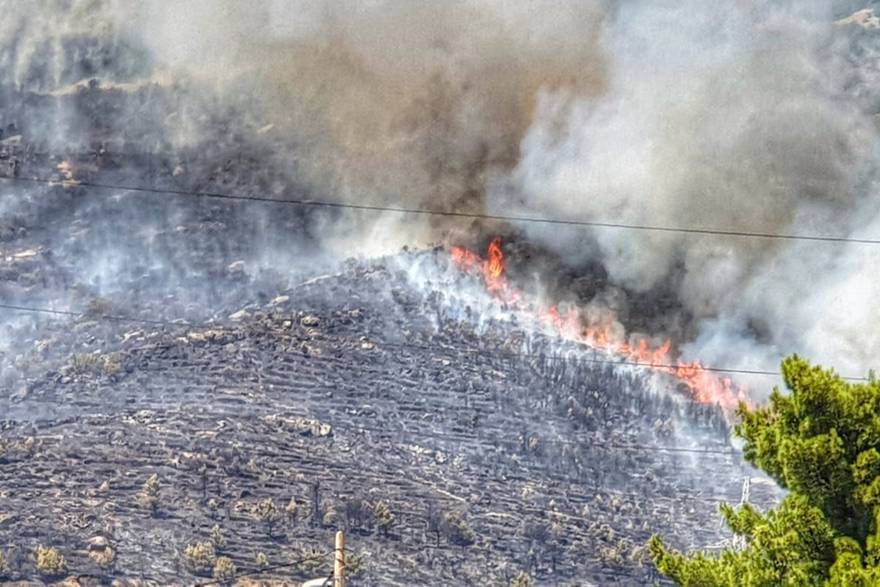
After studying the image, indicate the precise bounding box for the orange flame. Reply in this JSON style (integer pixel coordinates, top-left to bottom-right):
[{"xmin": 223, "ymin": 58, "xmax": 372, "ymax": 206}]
[
  {"xmin": 451, "ymin": 237, "xmax": 520, "ymax": 304},
  {"xmin": 450, "ymin": 238, "xmax": 751, "ymax": 411}
]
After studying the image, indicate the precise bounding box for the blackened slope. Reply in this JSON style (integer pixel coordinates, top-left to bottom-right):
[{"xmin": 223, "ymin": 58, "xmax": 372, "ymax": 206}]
[{"xmin": 0, "ymin": 258, "xmax": 778, "ymax": 586}]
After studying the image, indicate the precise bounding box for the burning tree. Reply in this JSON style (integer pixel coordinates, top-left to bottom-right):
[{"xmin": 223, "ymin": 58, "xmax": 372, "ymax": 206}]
[{"xmin": 650, "ymin": 356, "xmax": 880, "ymax": 585}]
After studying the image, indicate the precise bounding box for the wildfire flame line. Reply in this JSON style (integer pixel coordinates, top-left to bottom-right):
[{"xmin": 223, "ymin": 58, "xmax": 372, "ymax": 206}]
[{"xmin": 450, "ymin": 238, "xmax": 751, "ymax": 411}]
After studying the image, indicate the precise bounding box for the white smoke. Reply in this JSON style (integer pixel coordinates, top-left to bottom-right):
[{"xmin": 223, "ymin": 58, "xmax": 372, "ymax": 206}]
[
  {"xmin": 2, "ymin": 0, "xmax": 879, "ymax": 387},
  {"xmin": 493, "ymin": 0, "xmax": 880, "ymax": 381}
]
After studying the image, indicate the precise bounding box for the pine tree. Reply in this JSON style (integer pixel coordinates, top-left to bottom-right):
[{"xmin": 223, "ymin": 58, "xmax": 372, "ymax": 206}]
[{"xmin": 651, "ymin": 356, "xmax": 880, "ymax": 585}]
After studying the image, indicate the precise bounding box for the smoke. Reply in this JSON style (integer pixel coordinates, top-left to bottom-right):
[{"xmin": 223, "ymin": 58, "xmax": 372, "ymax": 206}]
[
  {"xmin": 113, "ymin": 0, "xmax": 607, "ymax": 252},
  {"xmin": 3, "ymin": 0, "xmax": 880, "ymax": 389},
  {"xmin": 492, "ymin": 0, "xmax": 880, "ymax": 381}
]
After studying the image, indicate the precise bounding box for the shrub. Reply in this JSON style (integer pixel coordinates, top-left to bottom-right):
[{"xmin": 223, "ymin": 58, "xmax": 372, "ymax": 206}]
[
  {"xmin": 0, "ymin": 550, "xmax": 7, "ymax": 577},
  {"xmin": 35, "ymin": 545, "xmax": 66, "ymax": 577},
  {"xmin": 138, "ymin": 473, "xmax": 161, "ymax": 514},
  {"xmin": 213, "ymin": 556, "xmax": 236, "ymax": 583},
  {"xmin": 322, "ymin": 503, "xmax": 338, "ymax": 527},
  {"xmin": 347, "ymin": 551, "xmax": 367, "ymax": 578},
  {"xmin": 255, "ymin": 552, "xmax": 269, "ymax": 568},
  {"xmin": 184, "ymin": 541, "xmax": 216, "ymax": 576},
  {"xmin": 294, "ymin": 544, "xmax": 327, "ymax": 574},
  {"xmin": 444, "ymin": 511, "xmax": 476, "ymax": 547},
  {"xmin": 510, "ymin": 571, "xmax": 535, "ymax": 587},
  {"xmin": 70, "ymin": 352, "xmax": 122, "ymax": 376},
  {"xmin": 89, "ymin": 545, "xmax": 116, "ymax": 569},
  {"xmin": 210, "ymin": 524, "xmax": 225, "ymax": 548},
  {"xmin": 254, "ymin": 498, "xmax": 280, "ymax": 535},
  {"xmin": 285, "ymin": 497, "xmax": 299, "ymax": 525},
  {"xmin": 372, "ymin": 500, "xmax": 395, "ymax": 537}
]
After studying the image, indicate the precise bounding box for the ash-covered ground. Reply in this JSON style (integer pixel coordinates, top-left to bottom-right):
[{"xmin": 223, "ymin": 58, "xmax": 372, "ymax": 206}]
[
  {"xmin": 0, "ymin": 137, "xmax": 784, "ymax": 586},
  {"xmin": 0, "ymin": 58, "xmax": 791, "ymax": 586},
  {"xmin": 1, "ymin": 254, "xmax": 781, "ymax": 586}
]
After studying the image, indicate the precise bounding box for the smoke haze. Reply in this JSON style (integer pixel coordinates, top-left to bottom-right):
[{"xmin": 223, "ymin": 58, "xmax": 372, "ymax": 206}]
[{"xmin": 2, "ymin": 0, "xmax": 880, "ymax": 390}]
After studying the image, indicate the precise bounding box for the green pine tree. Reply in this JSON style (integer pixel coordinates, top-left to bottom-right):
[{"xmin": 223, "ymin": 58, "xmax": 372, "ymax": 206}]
[{"xmin": 651, "ymin": 356, "xmax": 880, "ymax": 585}]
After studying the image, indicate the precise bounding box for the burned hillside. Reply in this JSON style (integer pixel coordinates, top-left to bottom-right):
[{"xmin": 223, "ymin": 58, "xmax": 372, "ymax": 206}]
[{"xmin": 1, "ymin": 249, "xmax": 780, "ymax": 585}]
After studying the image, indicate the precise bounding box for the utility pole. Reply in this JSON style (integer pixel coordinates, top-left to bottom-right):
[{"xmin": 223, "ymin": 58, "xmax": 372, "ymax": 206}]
[{"xmin": 334, "ymin": 530, "xmax": 346, "ymax": 587}]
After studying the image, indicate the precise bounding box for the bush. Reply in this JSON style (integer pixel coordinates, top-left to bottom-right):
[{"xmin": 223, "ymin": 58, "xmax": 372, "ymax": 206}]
[
  {"xmin": 210, "ymin": 524, "xmax": 225, "ymax": 548},
  {"xmin": 285, "ymin": 497, "xmax": 299, "ymax": 525},
  {"xmin": 254, "ymin": 498, "xmax": 280, "ymax": 535},
  {"xmin": 88, "ymin": 536, "xmax": 116, "ymax": 570},
  {"xmin": 294, "ymin": 544, "xmax": 328, "ymax": 574},
  {"xmin": 184, "ymin": 541, "xmax": 216, "ymax": 576},
  {"xmin": 444, "ymin": 511, "xmax": 476, "ymax": 547},
  {"xmin": 70, "ymin": 352, "xmax": 122, "ymax": 377},
  {"xmin": 0, "ymin": 550, "xmax": 7, "ymax": 577},
  {"xmin": 255, "ymin": 551, "xmax": 269, "ymax": 568},
  {"xmin": 138, "ymin": 473, "xmax": 161, "ymax": 515},
  {"xmin": 213, "ymin": 556, "xmax": 236, "ymax": 583},
  {"xmin": 322, "ymin": 503, "xmax": 339, "ymax": 527},
  {"xmin": 89, "ymin": 545, "xmax": 116, "ymax": 569},
  {"xmin": 510, "ymin": 571, "xmax": 535, "ymax": 587},
  {"xmin": 373, "ymin": 500, "xmax": 395, "ymax": 537},
  {"xmin": 35, "ymin": 545, "xmax": 66, "ymax": 577}
]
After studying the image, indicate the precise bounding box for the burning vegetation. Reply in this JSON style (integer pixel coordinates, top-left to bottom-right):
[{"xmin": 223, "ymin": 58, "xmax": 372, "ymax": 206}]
[{"xmin": 451, "ymin": 238, "xmax": 750, "ymax": 412}]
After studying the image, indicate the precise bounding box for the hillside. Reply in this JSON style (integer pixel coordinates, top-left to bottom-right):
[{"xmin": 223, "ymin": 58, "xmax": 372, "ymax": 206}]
[{"xmin": 1, "ymin": 241, "xmax": 780, "ymax": 585}]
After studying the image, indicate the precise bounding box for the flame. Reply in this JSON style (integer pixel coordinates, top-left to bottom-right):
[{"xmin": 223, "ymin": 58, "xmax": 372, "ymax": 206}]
[
  {"xmin": 451, "ymin": 237, "xmax": 520, "ymax": 304},
  {"xmin": 450, "ymin": 238, "xmax": 751, "ymax": 411}
]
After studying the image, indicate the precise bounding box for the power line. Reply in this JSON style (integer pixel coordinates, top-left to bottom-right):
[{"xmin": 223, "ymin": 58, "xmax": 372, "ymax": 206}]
[
  {"xmin": 349, "ymin": 420, "xmax": 738, "ymax": 456},
  {"xmin": 377, "ymin": 338, "xmax": 787, "ymax": 379},
  {"xmin": 4, "ymin": 173, "xmax": 880, "ymax": 245},
  {"xmin": 0, "ymin": 300, "xmax": 869, "ymax": 383},
  {"xmin": 0, "ymin": 302, "xmax": 191, "ymax": 327}
]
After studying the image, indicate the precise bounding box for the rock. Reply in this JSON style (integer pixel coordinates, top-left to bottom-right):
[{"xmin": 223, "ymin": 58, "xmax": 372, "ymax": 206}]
[
  {"xmin": 229, "ymin": 309, "xmax": 250, "ymax": 322},
  {"xmin": 836, "ymin": 8, "xmax": 880, "ymax": 30},
  {"xmin": 271, "ymin": 295, "xmax": 289, "ymax": 306},
  {"xmin": 187, "ymin": 331, "xmax": 208, "ymax": 344},
  {"xmin": 87, "ymin": 536, "xmax": 109, "ymax": 550},
  {"xmin": 227, "ymin": 260, "xmax": 246, "ymax": 276},
  {"xmin": 300, "ymin": 315, "xmax": 320, "ymax": 327}
]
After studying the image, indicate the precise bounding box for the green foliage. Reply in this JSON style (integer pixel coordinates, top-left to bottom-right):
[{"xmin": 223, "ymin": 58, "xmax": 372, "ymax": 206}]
[{"xmin": 651, "ymin": 356, "xmax": 880, "ymax": 585}]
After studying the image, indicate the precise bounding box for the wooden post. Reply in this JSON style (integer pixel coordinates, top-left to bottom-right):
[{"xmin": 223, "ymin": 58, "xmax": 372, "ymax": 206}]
[{"xmin": 334, "ymin": 530, "xmax": 345, "ymax": 587}]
